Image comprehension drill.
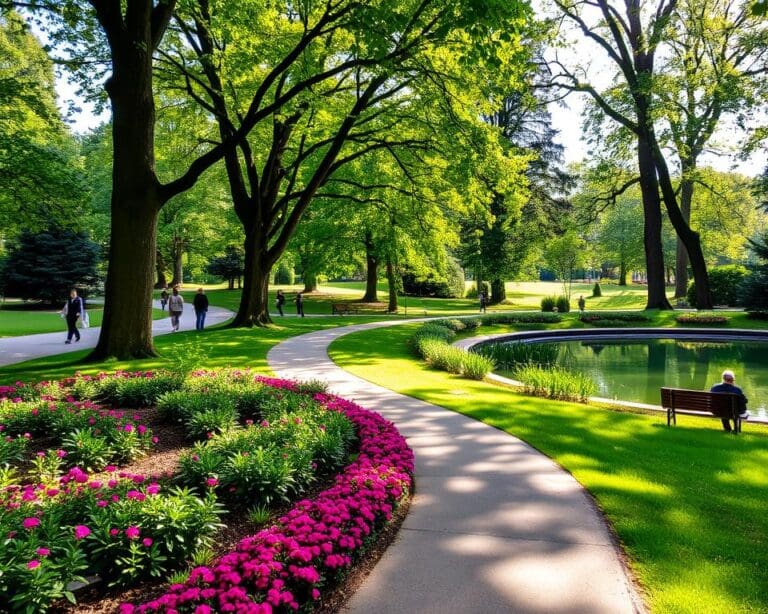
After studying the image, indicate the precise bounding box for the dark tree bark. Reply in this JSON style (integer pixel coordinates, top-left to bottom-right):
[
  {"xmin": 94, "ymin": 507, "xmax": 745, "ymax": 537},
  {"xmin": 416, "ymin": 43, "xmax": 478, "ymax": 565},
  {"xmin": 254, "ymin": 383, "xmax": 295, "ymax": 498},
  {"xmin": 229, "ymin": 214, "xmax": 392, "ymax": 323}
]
[
  {"xmin": 90, "ymin": 1, "xmax": 170, "ymax": 360},
  {"xmin": 302, "ymin": 271, "xmax": 318, "ymax": 293},
  {"xmin": 169, "ymin": 235, "xmax": 184, "ymax": 286},
  {"xmin": 154, "ymin": 249, "xmax": 168, "ymax": 289},
  {"xmin": 385, "ymin": 257, "xmax": 398, "ymax": 313},
  {"xmin": 618, "ymin": 262, "xmax": 627, "ymax": 286},
  {"xmin": 490, "ymin": 278, "xmax": 506, "ymax": 304},
  {"xmin": 362, "ymin": 231, "xmax": 379, "ymax": 302},
  {"xmin": 674, "ymin": 176, "xmax": 693, "ymax": 297}
]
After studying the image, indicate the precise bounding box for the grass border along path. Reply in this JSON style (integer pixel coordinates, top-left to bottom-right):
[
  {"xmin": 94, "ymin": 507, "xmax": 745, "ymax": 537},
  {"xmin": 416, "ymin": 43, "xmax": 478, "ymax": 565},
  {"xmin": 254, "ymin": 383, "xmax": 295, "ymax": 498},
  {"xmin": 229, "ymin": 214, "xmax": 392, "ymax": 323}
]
[{"xmin": 328, "ymin": 322, "xmax": 768, "ymax": 614}]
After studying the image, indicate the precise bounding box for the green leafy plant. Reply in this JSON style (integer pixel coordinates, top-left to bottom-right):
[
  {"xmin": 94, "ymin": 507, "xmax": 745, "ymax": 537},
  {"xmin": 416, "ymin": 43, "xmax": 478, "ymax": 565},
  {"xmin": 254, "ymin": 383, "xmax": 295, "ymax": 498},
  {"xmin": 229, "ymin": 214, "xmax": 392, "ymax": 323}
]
[
  {"xmin": 540, "ymin": 295, "xmax": 556, "ymax": 312},
  {"xmin": 512, "ymin": 364, "xmax": 596, "ymax": 402},
  {"xmin": 478, "ymin": 342, "xmax": 559, "ymax": 369},
  {"xmin": 592, "ymin": 282, "xmax": 602, "ymax": 297}
]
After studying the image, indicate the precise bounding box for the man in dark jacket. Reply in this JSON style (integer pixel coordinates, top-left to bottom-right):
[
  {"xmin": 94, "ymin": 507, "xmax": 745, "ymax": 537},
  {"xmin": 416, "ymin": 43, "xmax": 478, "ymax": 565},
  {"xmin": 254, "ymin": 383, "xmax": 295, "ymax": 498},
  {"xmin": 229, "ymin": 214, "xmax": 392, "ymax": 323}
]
[
  {"xmin": 193, "ymin": 287, "xmax": 209, "ymax": 330},
  {"xmin": 710, "ymin": 369, "xmax": 750, "ymax": 432},
  {"xmin": 63, "ymin": 288, "xmax": 83, "ymax": 344}
]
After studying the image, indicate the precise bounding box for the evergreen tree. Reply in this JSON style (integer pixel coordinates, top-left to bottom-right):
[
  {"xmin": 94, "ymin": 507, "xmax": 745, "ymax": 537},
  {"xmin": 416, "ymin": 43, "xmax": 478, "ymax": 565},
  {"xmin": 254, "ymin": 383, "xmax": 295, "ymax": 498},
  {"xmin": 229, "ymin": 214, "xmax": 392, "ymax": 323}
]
[
  {"xmin": 1, "ymin": 227, "xmax": 99, "ymax": 304},
  {"xmin": 206, "ymin": 246, "xmax": 244, "ymax": 290}
]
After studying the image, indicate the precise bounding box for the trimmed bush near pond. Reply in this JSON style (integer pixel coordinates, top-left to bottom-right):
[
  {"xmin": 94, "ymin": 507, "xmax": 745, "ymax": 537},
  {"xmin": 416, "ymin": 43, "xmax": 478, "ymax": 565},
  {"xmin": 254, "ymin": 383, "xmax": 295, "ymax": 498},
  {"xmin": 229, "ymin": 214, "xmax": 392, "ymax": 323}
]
[{"xmin": 675, "ymin": 313, "xmax": 729, "ymax": 325}]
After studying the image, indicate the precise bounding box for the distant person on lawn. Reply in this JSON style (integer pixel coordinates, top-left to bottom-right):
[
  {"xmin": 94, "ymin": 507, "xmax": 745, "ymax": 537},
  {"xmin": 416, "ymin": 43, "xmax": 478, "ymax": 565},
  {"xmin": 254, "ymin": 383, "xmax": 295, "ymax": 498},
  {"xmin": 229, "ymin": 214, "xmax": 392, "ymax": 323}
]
[
  {"xmin": 710, "ymin": 369, "xmax": 750, "ymax": 432},
  {"xmin": 193, "ymin": 287, "xmax": 209, "ymax": 331},
  {"xmin": 61, "ymin": 288, "xmax": 83, "ymax": 344},
  {"xmin": 168, "ymin": 286, "xmax": 184, "ymax": 332},
  {"xmin": 295, "ymin": 292, "xmax": 305, "ymax": 317},
  {"xmin": 276, "ymin": 289, "xmax": 286, "ymax": 316}
]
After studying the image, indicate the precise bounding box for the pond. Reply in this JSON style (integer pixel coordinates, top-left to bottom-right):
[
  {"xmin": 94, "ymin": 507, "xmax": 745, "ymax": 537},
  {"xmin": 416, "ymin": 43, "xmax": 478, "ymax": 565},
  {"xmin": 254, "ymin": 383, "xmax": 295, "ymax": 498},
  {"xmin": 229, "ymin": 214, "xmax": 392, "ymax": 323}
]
[{"xmin": 501, "ymin": 338, "xmax": 768, "ymax": 418}]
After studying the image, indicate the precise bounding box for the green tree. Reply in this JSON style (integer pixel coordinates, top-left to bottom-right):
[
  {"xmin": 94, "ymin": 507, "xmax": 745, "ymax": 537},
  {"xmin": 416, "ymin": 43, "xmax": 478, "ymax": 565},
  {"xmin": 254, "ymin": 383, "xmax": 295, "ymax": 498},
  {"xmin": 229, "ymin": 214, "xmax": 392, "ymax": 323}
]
[
  {"xmin": 206, "ymin": 245, "xmax": 243, "ymax": 290},
  {"xmin": 0, "ymin": 227, "xmax": 99, "ymax": 304},
  {"xmin": 163, "ymin": 0, "xmax": 533, "ymax": 325},
  {"xmin": 0, "ymin": 12, "xmax": 85, "ymax": 238},
  {"xmin": 544, "ymin": 230, "xmax": 586, "ymax": 300},
  {"xmin": 654, "ymin": 0, "xmax": 768, "ymax": 297},
  {"xmin": 598, "ymin": 197, "xmax": 646, "ymax": 285},
  {"xmin": 553, "ymin": 0, "xmax": 712, "ymax": 309}
]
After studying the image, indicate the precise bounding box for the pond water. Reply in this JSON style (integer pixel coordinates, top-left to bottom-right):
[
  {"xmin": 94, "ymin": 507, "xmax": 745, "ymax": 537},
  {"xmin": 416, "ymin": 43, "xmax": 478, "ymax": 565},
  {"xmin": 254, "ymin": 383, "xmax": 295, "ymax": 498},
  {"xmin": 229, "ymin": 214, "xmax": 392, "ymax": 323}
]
[{"xmin": 503, "ymin": 338, "xmax": 768, "ymax": 418}]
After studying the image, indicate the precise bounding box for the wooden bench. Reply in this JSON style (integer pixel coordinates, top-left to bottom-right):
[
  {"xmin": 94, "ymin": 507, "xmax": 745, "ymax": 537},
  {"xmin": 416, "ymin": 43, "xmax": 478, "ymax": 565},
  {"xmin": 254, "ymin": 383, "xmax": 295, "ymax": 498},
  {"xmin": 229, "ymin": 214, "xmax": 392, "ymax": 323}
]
[
  {"xmin": 332, "ymin": 303, "xmax": 359, "ymax": 316},
  {"xmin": 660, "ymin": 387, "xmax": 746, "ymax": 433},
  {"xmin": 332, "ymin": 302, "xmax": 391, "ymax": 315}
]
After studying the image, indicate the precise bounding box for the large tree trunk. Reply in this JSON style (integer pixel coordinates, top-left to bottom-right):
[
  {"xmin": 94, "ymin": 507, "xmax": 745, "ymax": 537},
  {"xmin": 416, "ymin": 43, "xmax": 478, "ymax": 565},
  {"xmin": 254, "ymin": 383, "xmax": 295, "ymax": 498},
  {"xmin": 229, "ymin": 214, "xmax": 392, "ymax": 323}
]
[
  {"xmin": 91, "ymin": 33, "xmax": 161, "ymax": 360},
  {"xmin": 652, "ymin": 148, "xmax": 712, "ymax": 309},
  {"xmin": 674, "ymin": 175, "xmax": 693, "ymax": 297},
  {"xmin": 231, "ymin": 228, "xmax": 273, "ymax": 327},
  {"xmin": 362, "ymin": 232, "xmax": 378, "ymax": 302},
  {"xmin": 170, "ymin": 235, "xmax": 183, "ymax": 286},
  {"xmin": 619, "ymin": 262, "xmax": 627, "ymax": 286},
  {"xmin": 490, "ymin": 278, "xmax": 506, "ymax": 304},
  {"xmin": 637, "ymin": 134, "xmax": 672, "ymax": 310},
  {"xmin": 154, "ymin": 249, "xmax": 167, "ymax": 289},
  {"xmin": 386, "ymin": 257, "xmax": 398, "ymax": 313},
  {"xmin": 303, "ymin": 270, "xmax": 318, "ymax": 293}
]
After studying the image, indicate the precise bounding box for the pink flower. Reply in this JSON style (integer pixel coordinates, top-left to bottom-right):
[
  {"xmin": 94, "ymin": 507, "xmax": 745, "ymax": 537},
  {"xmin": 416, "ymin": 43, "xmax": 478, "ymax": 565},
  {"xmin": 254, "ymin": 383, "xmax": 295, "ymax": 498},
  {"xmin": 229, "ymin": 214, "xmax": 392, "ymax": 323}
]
[
  {"xmin": 97, "ymin": 500, "xmax": 108, "ymax": 508},
  {"xmin": 146, "ymin": 483, "xmax": 160, "ymax": 495},
  {"xmin": 22, "ymin": 517, "xmax": 40, "ymax": 530},
  {"xmin": 124, "ymin": 424, "xmax": 134, "ymax": 433},
  {"xmin": 74, "ymin": 525, "xmax": 91, "ymax": 540},
  {"xmin": 125, "ymin": 526, "xmax": 140, "ymax": 540},
  {"xmin": 110, "ymin": 528, "xmax": 120, "ymax": 537},
  {"xmin": 151, "ymin": 436, "xmax": 159, "ymax": 444},
  {"xmin": 205, "ymin": 478, "xmax": 218, "ymax": 488},
  {"xmin": 36, "ymin": 548, "xmax": 50, "ymax": 557},
  {"xmin": 27, "ymin": 560, "xmax": 41, "ymax": 570},
  {"xmin": 142, "ymin": 537, "xmax": 153, "ymax": 547},
  {"xmin": 57, "ymin": 449, "xmax": 67, "ymax": 458},
  {"xmin": 105, "ymin": 465, "xmax": 117, "ymax": 472}
]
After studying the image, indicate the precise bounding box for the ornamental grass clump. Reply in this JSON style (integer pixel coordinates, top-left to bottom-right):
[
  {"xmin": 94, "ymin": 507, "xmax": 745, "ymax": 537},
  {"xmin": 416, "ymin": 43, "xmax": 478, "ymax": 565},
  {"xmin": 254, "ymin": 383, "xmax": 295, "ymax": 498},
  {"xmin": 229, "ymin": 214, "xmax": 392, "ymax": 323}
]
[
  {"xmin": 477, "ymin": 341, "xmax": 558, "ymax": 370},
  {"xmin": 512, "ymin": 364, "xmax": 596, "ymax": 402},
  {"xmin": 675, "ymin": 313, "xmax": 728, "ymax": 325}
]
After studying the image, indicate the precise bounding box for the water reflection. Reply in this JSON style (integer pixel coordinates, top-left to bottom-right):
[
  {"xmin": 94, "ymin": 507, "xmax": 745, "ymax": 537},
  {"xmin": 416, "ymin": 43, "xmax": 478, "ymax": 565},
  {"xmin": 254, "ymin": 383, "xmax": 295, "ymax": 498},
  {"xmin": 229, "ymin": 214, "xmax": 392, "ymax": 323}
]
[{"xmin": 514, "ymin": 339, "xmax": 768, "ymax": 418}]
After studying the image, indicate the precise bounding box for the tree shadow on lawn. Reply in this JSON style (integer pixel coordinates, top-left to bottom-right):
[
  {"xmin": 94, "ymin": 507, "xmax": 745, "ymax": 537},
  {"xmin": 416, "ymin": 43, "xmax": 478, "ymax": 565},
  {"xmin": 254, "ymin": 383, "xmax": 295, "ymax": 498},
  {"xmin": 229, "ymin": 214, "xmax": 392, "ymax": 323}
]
[{"xmin": 398, "ymin": 383, "xmax": 768, "ymax": 612}]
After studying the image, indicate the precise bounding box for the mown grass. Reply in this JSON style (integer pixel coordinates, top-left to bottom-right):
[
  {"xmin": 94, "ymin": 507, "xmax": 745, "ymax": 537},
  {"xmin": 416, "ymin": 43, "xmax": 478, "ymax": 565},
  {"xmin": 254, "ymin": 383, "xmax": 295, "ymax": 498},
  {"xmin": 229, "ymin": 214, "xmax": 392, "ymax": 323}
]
[
  {"xmin": 328, "ymin": 323, "xmax": 768, "ymax": 614},
  {"xmin": 0, "ymin": 306, "xmax": 167, "ymax": 337}
]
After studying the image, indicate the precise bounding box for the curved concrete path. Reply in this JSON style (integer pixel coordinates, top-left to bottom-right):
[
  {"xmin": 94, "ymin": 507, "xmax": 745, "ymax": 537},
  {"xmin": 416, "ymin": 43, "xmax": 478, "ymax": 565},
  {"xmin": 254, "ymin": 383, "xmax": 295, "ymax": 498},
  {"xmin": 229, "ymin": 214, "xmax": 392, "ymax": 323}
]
[
  {"xmin": 268, "ymin": 321, "xmax": 644, "ymax": 614},
  {"xmin": 0, "ymin": 302, "xmax": 234, "ymax": 367}
]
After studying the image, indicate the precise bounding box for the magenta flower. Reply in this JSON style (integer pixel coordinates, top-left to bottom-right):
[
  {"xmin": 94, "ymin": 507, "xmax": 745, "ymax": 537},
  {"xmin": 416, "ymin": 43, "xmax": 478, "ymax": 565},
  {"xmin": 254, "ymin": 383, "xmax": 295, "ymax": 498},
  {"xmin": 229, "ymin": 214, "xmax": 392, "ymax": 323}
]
[
  {"xmin": 142, "ymin": 537, "xmax": 153, "ymax": 547},
  {"xmin": 73, "ymin": 525, "xmax": 91, "ymax": 540},
  {"xmin": 36, "ymin": 548, "xmax": 50, "ymax": 557},
  {"xmin": 27, "ymin": 560, "xmax": 41, "ymax": 570},
  {"xmin": 125, "ymin": 526, "xmax": 140, "ymax": 540},
  {"xmin": 205, "ymin": 478, "xmax": 218, "ymax": 488},
  {"xmin": 22, "ymin": 517, "xmax": 40, "ymax": 530}
]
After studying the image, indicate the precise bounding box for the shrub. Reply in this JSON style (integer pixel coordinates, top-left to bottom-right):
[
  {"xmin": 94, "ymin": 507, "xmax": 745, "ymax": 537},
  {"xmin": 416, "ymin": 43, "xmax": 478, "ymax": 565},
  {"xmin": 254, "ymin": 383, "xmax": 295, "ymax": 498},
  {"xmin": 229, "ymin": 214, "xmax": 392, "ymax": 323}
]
[
  {"xmin": 431, "ymin": 318, "xmax": 466, "ymax": 332},
  {"xmin": 555, "ymin": 295, "xmax": 570, "ymax": 313},
  {"xmin": 273, "ymin": 261, "xmax": 295, "ymax": 285},
  {"xmin": 746, "ymin": 311, "xmax": 768, "ymax": 320},
  {"xmin": 401, "ymin": 257, "xmax": 465, "ymax": 298},
  {"xmin": 92, "ymin": 371, "xmax": 185, "ymax": 407},
  {"xmin": 461, "ymin": 352, "xmax": 496, "ymax": 380},
  {"xmin": 541, "ymin": 295, "xmax": 556, "ymax": 312},
  {"xmin": 592, "ymin": 282, "xmax": 602, "ymax": 297},
  {"xmin": 156, "ymin": 391, "xmax": 237, "ymax": 439},
  {"xmin": 512, "ymin": 364, "xmax": 596, "ymax": 402},
  {"xmin": 465, "ymin": 281, "xmax": 490, "ymax": 300},
  {"xmin": 675, "ymin": 313, "xmax": 728, "ymax": 325},
  {"xmin": 127, "ymin": 388, "xmax": 413, "ymax": 614},
  {"xmin": 579, "ymin": 311, "xmax": 650, "ymax": 326},
  {"xmin": 686, "ymin": 265, "xmax": 748, "ymax": 308},
  {"xmin": 481, "ymin": 312, "xmax": 561, "ymax": 325}
]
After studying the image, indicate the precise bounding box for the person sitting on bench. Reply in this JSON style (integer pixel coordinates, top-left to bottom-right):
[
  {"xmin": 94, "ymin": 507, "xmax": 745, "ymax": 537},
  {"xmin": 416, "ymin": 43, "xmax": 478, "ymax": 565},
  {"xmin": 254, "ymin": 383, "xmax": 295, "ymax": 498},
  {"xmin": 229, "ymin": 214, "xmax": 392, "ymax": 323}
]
[{"xmin": 710, "ymin": 369, "xmax": 750, "ymax": 432}]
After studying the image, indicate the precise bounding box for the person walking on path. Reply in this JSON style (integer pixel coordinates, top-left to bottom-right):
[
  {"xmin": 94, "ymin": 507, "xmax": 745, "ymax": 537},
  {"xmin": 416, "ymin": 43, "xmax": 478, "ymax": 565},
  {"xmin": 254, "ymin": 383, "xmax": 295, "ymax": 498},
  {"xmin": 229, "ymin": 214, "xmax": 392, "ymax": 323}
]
[
  {"xmin": 276, "ymin": 289, "xmax": 286, "ymax": 316},
  {"xmin": 578, "ymin": 295, "xmax": 586, "ymax": 313},
  {"xmin": 160, "ymin": 287, "xmax": 169, "ymax": 311},
  {"xmin": 168, "ymin": 286, "xmax": 184, "ymax": 332},
  {"xmin": 193, "ymin": 287, "xmax": 209, "ymax": 330},
  {"xmin": 61, "ymin": 289, "xmax": 84, "ymax": 344},
  {"xmin": 295, "ymin": 292, "xmax": 305, "ymax": 317},
  {"xmin": 478, "ymin": 290, "xmax": 487, "ymax": 313},
  {"xmin": 710, "ymin": 369, "xmax": 750, "ymax": 432}
]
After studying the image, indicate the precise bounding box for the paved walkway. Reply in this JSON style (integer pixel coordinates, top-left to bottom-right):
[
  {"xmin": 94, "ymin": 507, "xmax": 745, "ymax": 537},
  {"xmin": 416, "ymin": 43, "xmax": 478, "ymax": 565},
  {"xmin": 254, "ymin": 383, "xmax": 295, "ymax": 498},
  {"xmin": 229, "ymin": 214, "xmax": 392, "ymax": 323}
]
[
  {"xmin": 0, "ymin": 303, "xmax": 234, "ymax": 367},
  {"xmin": 268, "ymin": 321, "xmax": 643, "ymax": 614}
]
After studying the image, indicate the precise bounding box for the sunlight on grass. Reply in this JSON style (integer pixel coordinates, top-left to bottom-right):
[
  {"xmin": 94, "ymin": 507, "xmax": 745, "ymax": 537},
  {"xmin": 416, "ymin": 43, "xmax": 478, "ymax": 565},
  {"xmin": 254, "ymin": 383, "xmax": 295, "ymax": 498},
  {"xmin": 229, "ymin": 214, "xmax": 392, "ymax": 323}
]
[{"xmin": 328, "ymin": 324, "xmax": 768, "ymax": 614}]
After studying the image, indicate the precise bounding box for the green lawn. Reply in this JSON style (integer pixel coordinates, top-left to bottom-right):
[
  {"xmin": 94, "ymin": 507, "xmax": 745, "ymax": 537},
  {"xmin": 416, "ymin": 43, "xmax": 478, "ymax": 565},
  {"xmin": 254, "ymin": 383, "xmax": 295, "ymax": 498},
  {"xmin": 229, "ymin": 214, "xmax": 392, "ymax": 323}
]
[
  {"xmin": 327, "ymin": 322, "xmax": 768, "ymax": 614},
  {"xmin": 0, "ymin": 306, "xmax": 169, "ymax": 337}
]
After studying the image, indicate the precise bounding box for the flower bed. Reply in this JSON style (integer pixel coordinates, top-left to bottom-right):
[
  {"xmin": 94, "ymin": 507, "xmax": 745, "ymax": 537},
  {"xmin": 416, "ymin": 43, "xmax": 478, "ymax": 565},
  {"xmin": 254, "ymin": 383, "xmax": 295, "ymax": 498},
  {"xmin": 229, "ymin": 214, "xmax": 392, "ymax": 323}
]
[
  {"xmin": 0, "ymin": 372, "xmax": 413, "ymax": 612},
  {"xmin": 675, "ymin": 313, "xmax": 728, "ymax": 325},
  {"xmin": 579, "ymin": 312, "xmax": 650, "ymax": 325},
  {"xmin": 123, "ymin": 388, "xmax": 413, "ymax": 613}
]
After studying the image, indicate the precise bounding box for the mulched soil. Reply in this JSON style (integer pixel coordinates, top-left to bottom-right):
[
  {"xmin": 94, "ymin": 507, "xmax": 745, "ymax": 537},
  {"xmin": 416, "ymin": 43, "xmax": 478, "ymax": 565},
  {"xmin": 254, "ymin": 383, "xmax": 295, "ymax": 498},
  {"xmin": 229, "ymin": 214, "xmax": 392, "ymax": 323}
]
[{"xmin": 48, "ymin": 406, "xmax": 413, "ymax": 613}]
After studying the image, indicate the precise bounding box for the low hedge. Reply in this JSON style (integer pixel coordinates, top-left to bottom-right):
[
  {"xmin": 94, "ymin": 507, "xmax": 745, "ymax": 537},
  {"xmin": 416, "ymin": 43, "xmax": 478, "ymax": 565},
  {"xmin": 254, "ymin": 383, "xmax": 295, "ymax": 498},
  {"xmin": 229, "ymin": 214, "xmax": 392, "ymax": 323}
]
[{"xmin": 675, "ymin": 313, "xmax": 728, "ymax": 325}]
